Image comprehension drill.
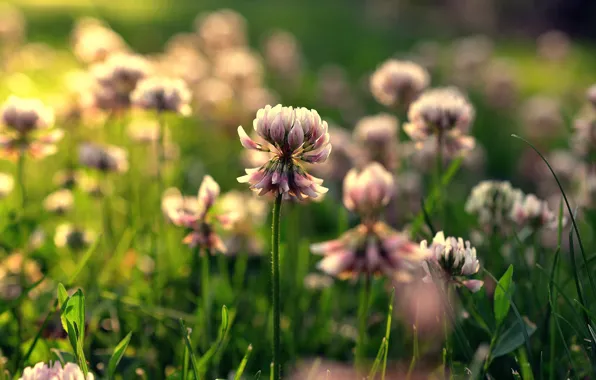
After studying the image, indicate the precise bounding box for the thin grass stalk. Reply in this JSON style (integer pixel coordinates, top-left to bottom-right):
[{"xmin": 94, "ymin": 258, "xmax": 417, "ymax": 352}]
[
  {"xmin": 271, "ymin": 194, "xmax": 282, "ymax": 380},
  {"xmin": 356, "ymin": 274, "xmax": 371, "ymax": 371},
  {"xmin": 201, "ymin": 249, "xmax": 212, "ymax": 351},
  {"xmin": 435, "ymin": 134, "xmax": 444, "ymax": 229},
  {"xmin": 16, "ymin": 150, "xmax": 25, "ymax": 211}
]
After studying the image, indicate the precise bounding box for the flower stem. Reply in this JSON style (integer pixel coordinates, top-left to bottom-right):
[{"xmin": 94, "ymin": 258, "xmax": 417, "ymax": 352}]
[
  {"xmin": 435, "ymin": 134, "xmax": 444, "ymax": 229},
  {"xmin": 271, "ymin": 193, "xmax": 282, "ymax": 380},
  {"xmin": 201, "ymin": 249, "xmax": 212, "ymax": 351},
  {"xmin": 356, "ymin": 274, "xmax": 371, "ymax": 371},
  {"xmin": 16, "ymin": 152, "xmax": 26, "ymax": 211}
]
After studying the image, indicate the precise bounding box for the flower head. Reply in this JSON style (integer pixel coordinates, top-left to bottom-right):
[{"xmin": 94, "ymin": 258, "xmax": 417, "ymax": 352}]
[
  {"xmin": 218, "ymin": 190, "xmax": 268, "ymax": 254},
  {"xmin": 353, "ymin": 113, "xmax": 399, "ymax": 170},
  {"xmin": 311, "ymin": 222, "xmax": 427, "ymax": 281},
  {"xmin": 510, "ymin": 193, "xmax": 559, "ymax": 229},
  {"xmin": 370, "ymin": 59, "xmax": 429, "ymax": 108},
  {"xmin": 71, "ymin": 18, "xmax": 128, "ymax": 64},
  {"xmin": 0, "ymin": 96, "xmax": 62, "ymax": 159},
  {"xmin": 78, "ymin": 143, "xmax": 128, "ymax": 173},
  {"xmin": 19, "ymin": 361, "xmax": 94, "ymax": 380},
  {"xmin": 131, "ymin": 76, "xmax": 191, "ymax": 115},
  {"xmin": 237, "ymin": 105, "xmax": 332, "ymax": 201},
  {"xmin": 194, "ymin": 9, "xmax": 247, "ymax": 56},
  {"xmin": 213, "ymin": 48, "xmax": 264, "ymax": 90},
  {"xmin": 465, "ymin": 180, "xmax": 523, "ymax": 231},
  {"xmin": 0, "ymin": 253, "xmax": 46, "ymax": 301},
  {"xmin": 404, "ymin": 87, "xmax": 475, "ymax": 155},
  {"xmin": 54, "ymin": 223, "xmax": 96, "ymax": 251},
  {"xmin": 343, "ymin": 162, "xmax": 394, "ymax": 222},
  {"xmin": 421, "ymin": 231, "xmax": 483, "ymax": 292},
  {"xmin": 164, "ymin": 175, "xmax": 233, "ymax": 253},
  {"xmin": 43, "ymin": 189, "xmax": 74, "ymax": 215}
]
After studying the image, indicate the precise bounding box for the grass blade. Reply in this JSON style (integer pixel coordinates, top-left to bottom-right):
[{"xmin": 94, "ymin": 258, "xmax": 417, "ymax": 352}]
[
  {"xmin": 179, "ymin": 319, "xmax": 202, "ymax": 380},
  {"xmin": 67, "ymin": 235, "xmax": 101, "ymax": 286},
  {"xmin": 108, "ymin": 331, "xmax": 132, "ymax": 379},
  {"xmin": 234, "ymin": 344, "xmax": 252, "ymax": 380}
]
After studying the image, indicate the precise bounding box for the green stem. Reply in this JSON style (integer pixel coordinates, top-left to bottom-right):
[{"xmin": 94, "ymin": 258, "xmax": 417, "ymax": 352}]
[
  {"xmin": 271, "ymin": 194, "xmax": 282, "ymax": 380},
  {"xmin": 444, "ymin": 285, "xmax": 452, "ymax": 378},
  {"xmin": 356, "ymin": 274, "xmax": 371, "ymax": 371},
  {"xmin": 153, "ymin": 112, "xmax": 167, "ymax": 303},
  {"xmin": 435, "ymin": 134, "xmax": 444, "ymax": 230},
  {"xmin": 201, "ymin": 249, "xmax": 212, "ymax": 351},
  {"xmin": 16, "ymin": 152, "xmax": 25, "ymax": 210},
  {"xmin": 101, "ymin": 174, "xmax": 113, "ymax": 247}
]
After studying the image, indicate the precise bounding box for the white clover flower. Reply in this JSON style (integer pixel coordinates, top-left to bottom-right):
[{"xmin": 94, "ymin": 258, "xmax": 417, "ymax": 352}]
[
  {"xmin": 421, "ymin": 231, "xmax": 483, "ymax": 292},
  {"xmin": 19, "ymin": 361, "xmax": 94, "ymax": 380},
  {"xmin": 465, "ymin": 180, "xmax": 523, "ymax": 231},
  {"xmin": 342, "ymin": 162, "xmax": 394, "ymax": 223},
  {"xmin": 43, "ymin": 189, "xmax": 74, "ymax": 214},
  {"xmin": 130, "ymin": 76, "xmax": 191, "ymax": 115},
  {"xmin": 237, "ymin": 104, "xmax": 331, "ymax": 201},
  {"xmin": 510, "ymin": 193, "xmax": 559, "ymax": 229},
  {"xmin": 370, "ymin": 59, "xmax": 429, "ymax": 108}
]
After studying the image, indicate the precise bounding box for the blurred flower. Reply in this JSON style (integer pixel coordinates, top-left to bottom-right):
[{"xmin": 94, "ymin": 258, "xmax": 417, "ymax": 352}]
[
  {"xmin": 161, "ymin": 187, "xmax": 199, "ymax": 224},
  {"xmin": 353, "ymin": 113, "xmax": 399, "ymax": 170},
  {"xmin": 78, "ymin": 172, "xmax": 103, "ymax": 197},
  {"xmin": 309, "ymin": 126, "xmax": 358, "ymax": 182},
  {"xmin": 78, "ymin": 143, "xmax": 129, "ymax": 173},
  {"xmin": 450, "ymin": 35, "xmax": 493, "ymax": 86},
  {"xmin": 19, "ymin": 361, "xmax": 94, "ymax": 380},
  {"xmin": 263, "ymin": 30, "xmax": 303, "ymax": 81},
  {"xmin": 536, "ymin": 150, "xmax": 583, "ymax": 197},
  {"xmin": 54, "ymin": 223, "xmax": 95, "ymax": 251},
  {"xmin": 194, "ymin": 9, "xmax": 247, "ymax": 56},
  {"xmin": 193, "ymin": 77, "xmax": 235, "ymax": 119},
  {"xmin": 510, "ymin": 193, "xmax": 559, "ymax": 229},
  {"xmin": 465, "ymin": 180, "xmax": 524, "ymax": 232},
  {"xmin": 0, "ymin": 96, "xmax": 63, "ymax": 159},
  {"xmin": 131, "ymin": 76, "xmax": 191, "ymax": 115},
  {"xmin": 90, "ymin": 53, "xmax": 152, "ymax": 111},
  {"xmin": 520, "ymin": 96, "xmax": 563, "ymax": 143},
  {"xmin": 164, "ymin": 176, "xmax": 232, "ymax": 253},
  {"xmin": 409, "ymin": 40, "xmax": 441, "ymax": 72},
  {"xmin": 127, "ymin": 118, "xmax": 162, "ymax": 144},
  {"xmin": 0, "ymin": 252, "xmax": 46, "ymax": 301},
  {"xmin": 71, "ymin": 17, "xmax": 128, "ymax": 64},
  {"xmin": 370, "ymin": 59, "xmax": 429, "ymax": 108},
  {"xmin": 537, "ymin": 30, "xmax": 570, "ymax": 63},
  {"xmin": 237, "ymin": 105, "xmax": 331, "ymax": 201},
  {"xmin": 218, "ymin": 190, "xmax": 268, "ymax": 254},
  {"xmin": 482, "ymin": 59, "xmax": 518, "ymax": 109},
  {"xmin": 288, "ymin": 359, "xmax": 429, "ymax": 380},
  {"xmin": 404, "ymin": 87, "xmax": 475, "ymax": 156},
  {"xmin": 316, "ymin": 64, "xmax": 364, "ymax": 122},
  {"xmin": 0, "ymin": 172, "xmax": 13, "ymax": 197},
  {"xmin": 587, "ymin": 84, "xmax": 596, "ymax": 108},
  {"xmin": 157, "ymin": 48, "xmax": 209, "ymax": 87},
  {"xmin": 311, "ymin": 222, "xmax": 427, "ymax": 281},
  {"xmin": 240, "ymin": 86, "xmax": 279, "ymax": 116},
  {"xmin": 43, "ymin": 189, "xmax": 74, "ymax": 215},
  {"xmin": 343, "ymin": 162, "xmax": 394, "ymax": 223},
  {"xmin": 397, "ymin": 280, "xmax": 446, "ymax": 338},
  {"xmin": 421, "ymin": 231, "xmax": 483, "ymax": 292},
  {"xmin": 571, "ymin": 112, "xmax": 596, "ymax": 159},
  {"xmin": 385, "ymin": 171, "xmax": 422, "ymax": 227},
  {"xmin": 214, "ymin": 48, "xmax": 263, "ymax": 90},
  {"xmin": 303, "ymin": 273, "xmax": 333, "ymax": 290},
  {"xmin": 580, "ymin": 173, "xmax": 596, "ymax": 209}
]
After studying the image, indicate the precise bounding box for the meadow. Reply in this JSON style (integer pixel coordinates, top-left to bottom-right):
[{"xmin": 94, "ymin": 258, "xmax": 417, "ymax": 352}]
[{"xmin": 0, "ymin": 1, "xmax": 596, "ymax": 379}]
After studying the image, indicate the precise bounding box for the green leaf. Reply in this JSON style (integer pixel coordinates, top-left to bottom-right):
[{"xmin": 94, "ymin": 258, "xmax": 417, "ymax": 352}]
[
  {"xmin": 107, "ymin": 332, "xmax": 132, "ymax": 379},
  {"xmin": 494, "ymin": 265, "xmax": 514, "ymax": 327},
  {"xmin": 66, "ymin": 320, "xmax": 88, "ymax": 375},
  {"xmin": 234, "ymin": 344, "xmax": 252, "ymax": 380},
  {"xmin": 197, "ymin": 305, "xmax": 232, "ymax": 371},
  {"xmin": 492, "ymin": 319, "xmax": 537, "ymax": 358},
  {"xmin": 57, "ymin": 284, "xmax": 69, "ymax": 332}
]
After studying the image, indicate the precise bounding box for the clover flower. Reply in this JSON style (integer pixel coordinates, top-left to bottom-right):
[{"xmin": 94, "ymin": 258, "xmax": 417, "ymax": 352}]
[
  {"xmin": 537, "ymin": 30, "xmax": 570, "ymax": 63},
  {"xmin": 0, "ymin": 96, "xmax": 63, "ymax": 159},
  {"xmin": 131, "ymin": 76, "xmax": 191, "ymax": 115},
  {"xmin": 263, "ymin": 30, "xmax": 303, "ymax": 80},
  {"xmin": 19, "ymin": 361, "xmax": 94, "ymax": 380},
  {"xmin": 309, "ymin": 126, "xmax": 358, "ymax": 182},
  {"xmin": 213, "ymin": 48, "xmax": 264, "ymax": 90},
  {"xmin": 237, "ymin": 105, "xmax": 332, "ymax": 201},
  {"xmin": 465, "ymin": 180, "xmax": 523, "ymax": 232},
  {"xmin": 404, "ymin": 87, "xmax": 475, "ymax": 156},
  {"xmin": 43, "ymin": 189, "xmax": 74, "ymax": 215},
  {"xmin": 0, "ymin": 3, "xmax": 26, "ymax": 51},
  {"xmin": 421, "ymin": 231, "xmax": 483, "ymax": 292},
  {"xmin": 370, "ymin": 59, "xmax": 429, "ymax": 108},
  {"xmin": 343, "ymin": 162, "xmax": 394, "ymax": 223},
  {"xmin": 571, "ymin": 114, "xmax": 596, "ymax": 159},
  {"xmin": 482, "ymin": 59, "xmax": 518, "ymax": 109},
  {"xmin": 161, "ymin": 187, "xmax": 199, "ymax": 224},
  {"xmin": 520, "ymin": 96, "xmax": 563, "ymax": 142},
  {"xmin": 194, "ymin": 9, "xmax": 247, "ymax": 56},
  {"xmin": 164, "ymin": 175, "xmax": 234, "ymax": 253},
  {"xmin": 78, "ymin": 143, "xmax": 129, "ymax": 173},
  {"xmin": 510, "ymin": 193, "xmax": 559, "ymax": 229},
  {"xmin": 54, "ymin": 223, "xmax": 96, "ymax": 251},
  {"xmin": 353, "ymin": 113, "xmax": 399, "ymax": 170},
  {"xmin": 89, "ymin": 53, "xmax": 152, "ymax": 110},
  {"xmin": 311, "ymin": 221, "xmax": 427, "ymax": 281},
  {"xmin": 71, "ymin": 17, "xmax": 128, "ymax": 64}
]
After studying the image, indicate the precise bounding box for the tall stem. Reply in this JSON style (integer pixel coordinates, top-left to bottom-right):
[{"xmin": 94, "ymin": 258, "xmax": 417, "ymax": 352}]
[
  {"xmin": 356, "ymin": 274, "xmax": 371, "ymax": 371},
  {"xmin": 201, "ymin": 249, "xmax": 212, "ymax": 351},
  {"xmin": 435, "ymin": 134, "xmax": 444, "ymax": 229},
  {"xmin": 16, "ymin": 152, "xmax": 25, "ymax": 210},
  {"xmin": 154, "ymin": 112, "xmax": 166, "ymax": 303},
  {"xmin": 271, "ymin": 194, "xmax": 282, "ymax": 380}
]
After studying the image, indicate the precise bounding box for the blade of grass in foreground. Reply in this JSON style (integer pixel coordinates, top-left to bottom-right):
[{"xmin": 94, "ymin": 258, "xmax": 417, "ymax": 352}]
[
  {"xmin": 179, "ymin": 319, "xmax": 202, "ymax": 380},
  {"xmin": 234, "ymin": 344, "xmax": 252, "ymax": 380},
  {"xmin": 512, "ymin": 134, "xmax": 596, "ymax": 301}
]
